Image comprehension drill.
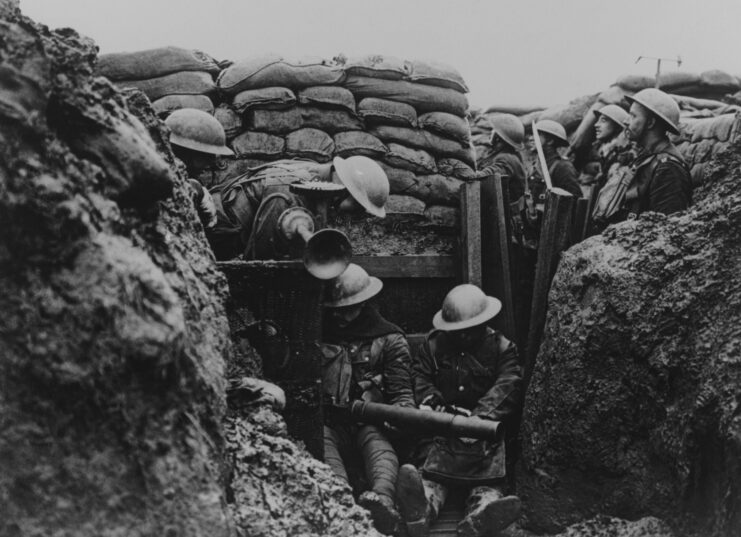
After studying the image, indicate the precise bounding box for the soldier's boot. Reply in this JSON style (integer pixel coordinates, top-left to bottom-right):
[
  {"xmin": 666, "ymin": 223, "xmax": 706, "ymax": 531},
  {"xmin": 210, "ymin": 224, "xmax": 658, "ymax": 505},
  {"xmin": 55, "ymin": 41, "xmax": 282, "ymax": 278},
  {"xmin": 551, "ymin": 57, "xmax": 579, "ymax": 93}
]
[
  {"xmin": 396, "ymin": 464, "xmax": 449, "ymax": 537},
  {"xmin": 357, "ymin": 425, "xmax": 402, "ymax": 535},
  {"xmin": 456, "ymin": 486, "xmax": 521, "ymax": 537}
]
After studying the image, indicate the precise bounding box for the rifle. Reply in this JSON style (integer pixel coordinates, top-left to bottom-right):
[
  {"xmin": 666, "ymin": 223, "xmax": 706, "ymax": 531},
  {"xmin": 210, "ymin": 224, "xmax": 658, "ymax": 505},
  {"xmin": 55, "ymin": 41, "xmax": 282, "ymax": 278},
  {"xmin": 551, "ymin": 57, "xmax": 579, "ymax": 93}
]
[{"xmin": 345, "ymin": 400, "xmax": 502, "ymax": 441}]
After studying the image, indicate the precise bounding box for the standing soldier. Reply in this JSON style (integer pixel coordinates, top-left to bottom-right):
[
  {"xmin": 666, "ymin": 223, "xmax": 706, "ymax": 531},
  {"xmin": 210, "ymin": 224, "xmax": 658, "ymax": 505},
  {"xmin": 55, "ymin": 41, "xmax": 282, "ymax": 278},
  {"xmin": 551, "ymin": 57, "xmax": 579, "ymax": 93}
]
[
  {"xmin": 397, "ymin": 284, "xmax": 522, "ymax": 537},
  {"xmin": 165, "ymin": 108, "xmax": 233, "ymax": 230},
  {"xmin": 622, "ymin": 88, "xmax": 692, "ymax": 216},
  {"xmin": 590, "ymin": 104, "xmax": 636, "ymax": 232},
  {"xmin": 476, "ymin": 114, "xmax": 527, "ymax": 205},
  {"xmin": 321, "ymin": 264, "xmax": 416, "ymax": 535}
]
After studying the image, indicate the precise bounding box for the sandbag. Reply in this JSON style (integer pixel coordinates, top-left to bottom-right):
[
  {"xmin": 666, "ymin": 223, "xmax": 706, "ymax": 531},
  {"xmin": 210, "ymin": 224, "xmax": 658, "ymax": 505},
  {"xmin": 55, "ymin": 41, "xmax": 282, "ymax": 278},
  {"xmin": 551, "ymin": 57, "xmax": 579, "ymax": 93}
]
[
  {"xmin": 151, "ymin": 94, "xmax": 214, "ymax": 117},
  {"xmin": 538, "ymin": 93, "xmax": 600, "ymax": 133},
  {"xmin": 613, "ymin": 74, "xmax": 655, "ymax": 92},
  {"xmin": 340, "ymin": 54, "xmax": 410, "ymax": 80},
  {"xmin": 232, "ymin": 87, "xmax": 296, "ymax": 114},
  {"xmin": 297, "ymin": 86, "xmax": 356, "ymax": 113},
  {"xmin": 357, "ymin": 97, "xmax": 418, "ymax": 127},
  {"xmin": 217, "ymin": 54, "xmax": 345, "ymax": 95},
  {"xmin": 299, "ymin": 107, "xmax": 363, "ymax": 133},
  {"xmin": 384, "ymin": 143, "xmax": 437, "ymax": 174},
  {"xmin": 700, "ymin": 70, "xmax": 739, "ymax": 91},
  {"xmin": 682, "ymin": 113, "xmax": 737, "ymax": 143},
  {"xmin": 249, "ymin": 107, "xmax": 303, "ymax": 134},
  {"xmin": 231, "ymin": 131, "xmax": 286, "ymax": 159},
  {"xmin": 333, "ymin": 131, "xmax": 388, "ymax": 158},
  {"xmin": 343, "ymin": 75, "xmax": 469, "ymax": 116},
  {"xmin": 214, "ymin": 104, "xmax": 242, "ymax": 139},
  {"xmin": 424, "ymin": 205, "xmax": 459, "ymax": 227},
  {"xmin": 377, "ymin": 161, "xmax": 417, "ymax": 193},
  {"xmin": 249, "ymin": 107, "xmax": 363, "ymax": 134},
  {"xmin": 518, "ymin": 110, "xmax": 542, "ymax": 128},
  {"xmin": 405, "ymin": 59, "xmax": 469, "ymax": 93},
  {"xmin": 285, "ymin": 128, "xmax": 335, "ymax": 162},
  {"xmin": 114, "ymin": 71, "xmax": 216, "ymax": 101},
  {"xmin": 597, "ymin": 85, "xmax": 631, "ymax": 106},
  {"xmin": 658, "ymin": 71, "xmax": 701, "ymax": 91},
  {"xmin": 96, "ymin": 46, "xmax": 220, "ymax": 81},
  {"xmin": 437, "ymin": 157, "xmax": 477, "ymax": 180},
  {"xmin": 370, "ymin": 125, "xmax": 476, "ymax": 167},
  {"xmin": 484, "ymin": 104, "xmax": 545, "ymax": 116},
  {"xmin": 385, "ymin": 194, "xmax": 426, "ymax": 215},
  {"xmin": 418, "ymin": 111, "xmax": 471, "ymax": 145},
  {"xmin": 406, "ymin": 174, "xmax": 462, "ymax": 205}
]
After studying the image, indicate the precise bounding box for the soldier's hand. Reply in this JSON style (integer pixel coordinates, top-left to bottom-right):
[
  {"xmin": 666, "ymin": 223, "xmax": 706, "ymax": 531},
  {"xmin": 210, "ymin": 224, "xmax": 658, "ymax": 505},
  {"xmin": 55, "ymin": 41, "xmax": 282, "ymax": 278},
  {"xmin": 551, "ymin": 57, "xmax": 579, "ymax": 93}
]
[{"xmin": 420, "ymin": 394, "xmax": 445, "ymax": 412}]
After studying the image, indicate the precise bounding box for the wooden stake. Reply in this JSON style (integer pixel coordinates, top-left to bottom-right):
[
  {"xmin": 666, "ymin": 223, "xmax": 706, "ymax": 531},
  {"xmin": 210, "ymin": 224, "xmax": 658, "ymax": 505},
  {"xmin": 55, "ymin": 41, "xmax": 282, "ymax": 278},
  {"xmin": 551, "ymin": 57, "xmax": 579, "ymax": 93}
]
[
  {"xmin": 523, "ymin": 188, "xmax": 575, "ymax": 390},
  {"xmin": 480, "ymin": 173, "xmax": 516, "ymax": 340},
  {"xmin": 460, "ymin": 180, "xmax": 482, "ymax": 287}
]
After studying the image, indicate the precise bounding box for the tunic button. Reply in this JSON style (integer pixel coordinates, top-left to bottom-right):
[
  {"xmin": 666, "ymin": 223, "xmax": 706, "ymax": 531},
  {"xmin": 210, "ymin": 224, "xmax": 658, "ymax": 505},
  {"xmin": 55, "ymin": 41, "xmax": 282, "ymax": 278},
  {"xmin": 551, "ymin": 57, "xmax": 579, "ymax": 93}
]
[{"xmin": 459, "ymin": 386, "xmax": 464, "ymax": 392}]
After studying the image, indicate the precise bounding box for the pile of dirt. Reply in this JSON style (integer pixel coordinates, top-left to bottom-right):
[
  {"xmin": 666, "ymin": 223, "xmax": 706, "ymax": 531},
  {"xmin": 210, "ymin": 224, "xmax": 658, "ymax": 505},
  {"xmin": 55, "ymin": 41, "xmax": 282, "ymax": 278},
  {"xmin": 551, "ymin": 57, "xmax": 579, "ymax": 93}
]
[
  {"xmin": 1, "ymin": 3, "xmax": 379, "ymax": 536},
  {"xmin": 517, "ymin": 124, "xmax": 741, "ymax": 536}
]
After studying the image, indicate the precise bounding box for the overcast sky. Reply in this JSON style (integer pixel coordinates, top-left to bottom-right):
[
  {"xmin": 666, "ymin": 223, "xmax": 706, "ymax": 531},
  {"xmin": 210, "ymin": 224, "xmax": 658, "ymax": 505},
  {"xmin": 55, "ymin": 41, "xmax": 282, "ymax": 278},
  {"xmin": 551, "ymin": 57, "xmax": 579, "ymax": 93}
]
[{"xmin": 20, "ymin": 0, "xmax": 741, "ymax": 109}]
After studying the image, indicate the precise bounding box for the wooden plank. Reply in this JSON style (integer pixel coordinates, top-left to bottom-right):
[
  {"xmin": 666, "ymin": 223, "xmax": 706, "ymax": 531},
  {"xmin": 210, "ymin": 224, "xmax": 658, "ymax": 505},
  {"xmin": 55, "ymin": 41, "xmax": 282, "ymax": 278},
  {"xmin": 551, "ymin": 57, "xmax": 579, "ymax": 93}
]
[
  {"xmin": 570, "ymin": 197, "xmax": 589, "ymax": 244},
  {"xmin": 480, "ymin": 173, "xmax": 517, "ymax": 341},
  {"xmin": 524, "ymin": 188, "xmax": 575, "ymax": 391},
  {"xmin": 460, "ymin": 180, "xmax": 482, "ymax": 287},
  {"xmin": 353, "ymin": 255, "xmax": 456, "ymax": 278}
]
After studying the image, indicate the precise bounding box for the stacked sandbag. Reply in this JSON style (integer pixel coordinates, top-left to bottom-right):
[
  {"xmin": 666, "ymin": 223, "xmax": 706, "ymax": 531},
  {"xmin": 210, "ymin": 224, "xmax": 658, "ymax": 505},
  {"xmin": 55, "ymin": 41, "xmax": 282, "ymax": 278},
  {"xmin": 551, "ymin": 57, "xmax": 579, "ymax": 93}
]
[
  {"xmin": 210, "ymin": 53, "xmax": 475, "ymax": 227},
  {"xmin": 96, "ymin": 46, "xmax": 220, "ymax": 116},
  {"xmin": 613, "ymin": 69, "xmax": 741, "ymax": 101},
  {"xmin": 672, "ymin": 111, "xmax": 741, "ymax": 186}
]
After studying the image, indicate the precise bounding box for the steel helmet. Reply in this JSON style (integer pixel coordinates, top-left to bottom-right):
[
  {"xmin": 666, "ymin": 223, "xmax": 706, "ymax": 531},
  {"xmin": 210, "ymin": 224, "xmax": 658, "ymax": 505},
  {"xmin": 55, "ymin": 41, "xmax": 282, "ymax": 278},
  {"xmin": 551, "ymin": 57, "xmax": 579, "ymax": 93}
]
[
  {"xmin": 535, "ymin": 119, "xmax": 569, "ymax": 145},
  {"xmin": 489, "ymin": 114, "xmax": 525, "ymax": 151},
  {"xmin": 165, "ymin": 108, "xmax": 234, "ymax": 156},
  {"xmin": 332, "ymin": 156, "xmax": 389, "ymax": 218},
  {"xmin": 432, "ymin": 284, "xmax": 502, "ymax": 331},
  {"xmin": 594, "ymin": 104, "xmax": 629, "ymax": 127},
  {"xmin": 625, "ymin": 88, "xmax": 680, "ymax": 135},
  {"xmin": 324, "ymin": 263, "xmax": 383, "ymax": 308}
]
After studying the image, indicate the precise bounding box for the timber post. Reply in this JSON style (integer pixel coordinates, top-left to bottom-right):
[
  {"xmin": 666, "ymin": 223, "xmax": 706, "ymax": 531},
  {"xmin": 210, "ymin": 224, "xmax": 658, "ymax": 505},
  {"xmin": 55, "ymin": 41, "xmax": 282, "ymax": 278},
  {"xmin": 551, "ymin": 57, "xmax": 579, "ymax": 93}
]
[{"xmin": 460, "ymin": 180, "xmax": 483, "ymax": 287}]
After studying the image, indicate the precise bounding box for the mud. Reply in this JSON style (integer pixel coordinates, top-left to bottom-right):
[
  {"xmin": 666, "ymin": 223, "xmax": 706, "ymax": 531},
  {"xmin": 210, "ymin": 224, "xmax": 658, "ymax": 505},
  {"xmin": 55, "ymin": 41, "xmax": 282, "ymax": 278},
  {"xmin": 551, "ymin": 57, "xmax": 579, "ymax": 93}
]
[{"xmin": 518, "ymin": 130, "xmax": 741, "ymax": 536}]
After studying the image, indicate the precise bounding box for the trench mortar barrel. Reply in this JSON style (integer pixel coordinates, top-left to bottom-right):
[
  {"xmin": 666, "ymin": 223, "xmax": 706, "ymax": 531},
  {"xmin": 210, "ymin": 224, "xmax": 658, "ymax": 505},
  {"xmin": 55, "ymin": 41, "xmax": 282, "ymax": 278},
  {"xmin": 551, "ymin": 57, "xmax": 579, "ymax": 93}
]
[{"xmin": 350, "ymin": 400, "xmax": 502, "ymax": 440}]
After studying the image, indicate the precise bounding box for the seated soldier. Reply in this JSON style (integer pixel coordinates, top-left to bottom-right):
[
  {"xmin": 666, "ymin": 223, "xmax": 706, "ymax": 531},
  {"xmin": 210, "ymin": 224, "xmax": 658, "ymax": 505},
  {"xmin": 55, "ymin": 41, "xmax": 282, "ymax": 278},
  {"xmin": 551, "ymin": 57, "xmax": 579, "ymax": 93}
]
[
  {"xmin": 321, "ymin": 264, "xmax": 415, "ymax": 535},
  {"xmin": 397, "ymin": 284, "xmax": 522, "ymax": 537}
]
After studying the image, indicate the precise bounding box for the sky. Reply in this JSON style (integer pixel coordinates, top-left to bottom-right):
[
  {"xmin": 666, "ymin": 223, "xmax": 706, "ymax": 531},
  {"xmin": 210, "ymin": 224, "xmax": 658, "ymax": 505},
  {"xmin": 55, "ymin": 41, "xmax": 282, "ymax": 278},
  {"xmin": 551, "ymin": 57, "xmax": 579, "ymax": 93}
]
[{"xmin": 19, "ymin": 0, "xmax": 741, "ymax": 109}]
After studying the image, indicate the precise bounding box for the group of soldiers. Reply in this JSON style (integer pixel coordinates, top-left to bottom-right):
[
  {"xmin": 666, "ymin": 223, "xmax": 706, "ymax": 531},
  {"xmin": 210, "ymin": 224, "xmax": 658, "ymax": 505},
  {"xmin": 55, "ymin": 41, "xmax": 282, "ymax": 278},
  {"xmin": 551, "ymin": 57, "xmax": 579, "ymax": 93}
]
[{"xmin": 165, "ymin": 86, "xmax": 694, "ymax": 537}]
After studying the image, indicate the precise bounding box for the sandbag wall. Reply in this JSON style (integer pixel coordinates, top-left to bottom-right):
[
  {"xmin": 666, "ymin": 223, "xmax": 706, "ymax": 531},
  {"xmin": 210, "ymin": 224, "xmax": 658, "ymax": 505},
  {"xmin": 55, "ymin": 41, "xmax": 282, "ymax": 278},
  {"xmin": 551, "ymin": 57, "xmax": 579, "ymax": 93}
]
[
  {"xmin": 98, "ymin": 49, "xmax": 478, "ymax": 229},
  {"xmin": 672, "ymin": 111, "xmax": 741, "ymax": 186},
  {"xmin": 214, "ymin": 54, "xmax": 476, "ymax": 227},
  {"xmin": 97, "ymin": 46, "xmax": 221, "ymax": 116}
]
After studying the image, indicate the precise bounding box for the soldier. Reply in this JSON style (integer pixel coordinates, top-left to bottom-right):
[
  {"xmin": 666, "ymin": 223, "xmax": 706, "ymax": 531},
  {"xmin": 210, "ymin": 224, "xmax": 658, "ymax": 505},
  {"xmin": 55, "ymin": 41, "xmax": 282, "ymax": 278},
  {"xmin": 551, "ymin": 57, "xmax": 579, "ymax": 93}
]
[
  {"xmin": 622, "ymin": 88, "xmax": 692, "ymax": 216},
  {"xmin": 165, "ymin": 108, "xmax": 233, "ymax": 230},
  {"xmin": 590, "ymin": 104, "xmax": 636, "ymax": 232},
  {"xmin": 321, "ymin": 264, "xmax": 416, "ymax": 535},
  {"xmin": 397, "ymin": 284, "xmax": 522, "ymax": 537},
  {"xmin": 165, "ymin": 109, "xmax": 389, "ymax": 262},
  {"xmin": 476, "ymin": 114, "xmax": 527, "ymax": 204},
  {"xmin": 528, "ymin": 119, "xmax": 583, "ymax": 201}
]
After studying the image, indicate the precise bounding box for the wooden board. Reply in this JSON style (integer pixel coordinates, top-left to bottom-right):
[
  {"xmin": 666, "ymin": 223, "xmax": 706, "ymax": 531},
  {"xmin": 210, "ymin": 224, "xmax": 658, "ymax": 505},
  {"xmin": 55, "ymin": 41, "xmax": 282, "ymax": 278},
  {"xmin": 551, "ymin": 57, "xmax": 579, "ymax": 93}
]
[
  {"xmin": 480, "ymin": 173, "xmax": 517, "ymax": 341},
  {"xmin": 354, "ymin": 255, "xmax": 456, "ymax": 278},
  {"xmin": 460, "ymin": 181, "xmax": 482, "ymax": 287}
]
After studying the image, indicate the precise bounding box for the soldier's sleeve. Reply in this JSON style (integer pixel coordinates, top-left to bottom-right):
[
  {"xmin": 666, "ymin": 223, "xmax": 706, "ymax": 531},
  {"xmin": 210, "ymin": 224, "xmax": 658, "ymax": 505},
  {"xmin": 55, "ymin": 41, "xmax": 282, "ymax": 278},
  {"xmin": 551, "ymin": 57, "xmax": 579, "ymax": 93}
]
[
  {"xmin": 380, "ymin": 333, "xmax": 416, "ymax": 408},
  {"xmin": 649, "ymin": 159, "xmax": 692, "ymax": 215},
  {"xmin": 475, "ymin": 154, "xmax": 510, "ymax": 180},
  {"xmin": 553, "ymin": 161, "xmax": 583, "ymax": 199},
  {"xmin": 413, "ymin": 336, "xmax": 443, "ymax": 406},
  {"xmin": 472, "ymin": 333, "xmax": 522, "ymax": 424}
]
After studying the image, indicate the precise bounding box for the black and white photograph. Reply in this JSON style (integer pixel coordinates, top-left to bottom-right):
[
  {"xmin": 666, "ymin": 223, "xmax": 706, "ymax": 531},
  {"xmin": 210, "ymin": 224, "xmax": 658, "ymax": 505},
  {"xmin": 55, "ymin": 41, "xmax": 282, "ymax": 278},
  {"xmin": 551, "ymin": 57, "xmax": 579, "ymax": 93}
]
[{"xmin": 2, "ymin": 1, "xmax": 740, "ymax": 536}]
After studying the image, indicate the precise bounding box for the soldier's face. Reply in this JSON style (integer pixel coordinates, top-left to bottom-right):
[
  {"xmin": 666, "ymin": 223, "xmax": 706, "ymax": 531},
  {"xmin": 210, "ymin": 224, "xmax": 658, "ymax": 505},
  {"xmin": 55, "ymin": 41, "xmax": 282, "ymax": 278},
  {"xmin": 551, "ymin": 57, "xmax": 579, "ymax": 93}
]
[
  {"xmin": 625, "ymin": 103, "xmax": 651, "ymax": 143},
  {"xmin": 330, "ymin": 303, "xmax": 364, "ymax": 327},
  {"xmin": 448, "ymin": 324, "xmax": 487, "ymax": 352},
  {"xmin": 595, "ymin": 115, "xmax": 619, "ymax": 142}
]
